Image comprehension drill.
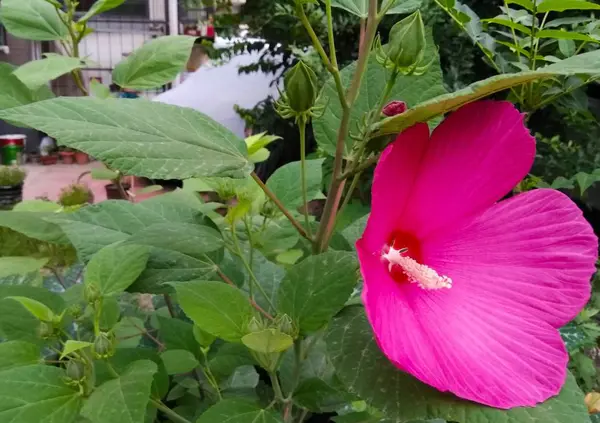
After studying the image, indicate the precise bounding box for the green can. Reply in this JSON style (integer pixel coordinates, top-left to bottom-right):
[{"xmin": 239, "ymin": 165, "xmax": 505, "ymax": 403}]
[{"xmin": 0, "ymin": 134, "xmax": 26, "ymax": 165}]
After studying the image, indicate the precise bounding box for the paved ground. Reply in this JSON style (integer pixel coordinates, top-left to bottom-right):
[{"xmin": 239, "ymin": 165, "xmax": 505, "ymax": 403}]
[{"xmin": 22, "ymin": 162, "xmax": 166, "ymax": 203}]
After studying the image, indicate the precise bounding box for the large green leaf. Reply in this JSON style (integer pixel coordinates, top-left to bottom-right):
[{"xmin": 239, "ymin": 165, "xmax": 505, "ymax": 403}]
[
  {"xmin": 79, "ymin": 0, "xmax": 126, "ymax": 22},
  {"xmin": 330, "ymin": 0, "xmax": 369, "ymax": 17},
  {"xmin": 113, "ymin": 36, "xmax": 196, "ymax": 90},
  {"xmin": 13, "ymin": 55, "xmax": 87, "ymax": 89},
  {"xmin": 159, "ymin": 350, "xmax": 199, "ymax": 375},
  {"xmin": 537, "ymin": 0, "xmax": 600, "ymax": 13},
  {"xmin": 156, "ymin": 316, "xmax": 199, "ymax": 354},
  {"xmin": 0, "ymin": 97, "xmax": 252, "ymax": 180},
  {"xmin": 0, "ymin": 210, "xmax": 69, "ymax": 244},
  {"xmin": 341, "ymin": 214, "xmax": 369, "ymax": 246},
  {"xmin": 265, "ymin": 159, "xmax": 325, "ymax": 209},
  {"xmin": 277, "ymin": 251, "xmax": 358, "ymax": 333},
  {"xmin": 82, "ymin": 360, "xmax": 157, "ymax": 423},
  {"xmin": 0, "ymin": 285, "xmax": 64, "ymax": 343},
  {"xmin": 0, "ymin": 63, "xmax": 45, "ymax": 111},
  {"xmin": 382, "ymin": 0, "xmax": 423, "ymax": 14},
  {"xmin": 326, "ymin": 307, "xmax": 591, "ymax": 423},
  {"xmin": 0, "ymin": 0, "xmax": 68, "ymax": 41},
  {"xmin": 50, "ymin": 191, "xmax": 207, "ymax": 260},
  {"xmin": 0, "ymin": 365, "xmax": 81, "ymax": 423},
  {"xmin": 313, "ymin": 35, "xmax": 446, "ymax": 157},
  {"xmin": 85, "ymin": 244, "xmax": 149, "ymax": 296},
  {"xmin": 0, "ymin": 257, "xmax": 47, "ymax": 278},
  {"xmin": 376, "ymin": 49, "xmax": 600, "ymax": 136},
  {"xmin": 208, "ymin": 343, "xmax": 255, "ymax": 382},
  {"xmin": 126, "ymin": 222, "xmax": 224, "ymax": 293},
  {"xmin": 0, "ymin": 341, "xmax": 41, "ymax": 371},
  {"xmin": 174, "ymin": 280, "xmax": 255, "ymax": 342},
  {"xmin": 196, "ymin": 398, "xmax": 283, "ymax": 423}
]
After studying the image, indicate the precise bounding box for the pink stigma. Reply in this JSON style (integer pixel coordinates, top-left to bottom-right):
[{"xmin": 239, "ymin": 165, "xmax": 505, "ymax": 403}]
[{"xmin": 382, "ymin": 245, "xmax": 452, "ymax": 290}]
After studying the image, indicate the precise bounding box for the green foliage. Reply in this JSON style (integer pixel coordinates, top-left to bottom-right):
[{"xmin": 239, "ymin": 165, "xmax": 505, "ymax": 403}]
[
  {"xmin": 0, "ymin": 166, "xmax": 26, "ymax": 186},
  {"xmin": 0, "ymin": 0, "xmax": 69, "ymax": 41},
  {"xmin": 13, "ymin": 55, "xmax": 87, "ymax": 90}
]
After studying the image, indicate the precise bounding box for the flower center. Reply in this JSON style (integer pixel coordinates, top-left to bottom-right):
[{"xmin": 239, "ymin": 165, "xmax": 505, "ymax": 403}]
[{"xmin": 383, "ymin": 231, "xmax": 452, "ymax": 290}]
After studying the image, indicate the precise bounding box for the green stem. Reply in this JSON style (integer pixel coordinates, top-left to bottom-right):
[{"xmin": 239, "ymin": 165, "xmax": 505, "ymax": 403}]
[
  {"xmin": 269, "ymin": 371, "xmax": 285, "ymax": 401},
  {"xmin": 314, "ymin": 0, "xmax": 379, "ymax": 253},
  {"xmin": 325, "ymin": 0, "xmax": 338, "ymax": 69},
  {"xmin": 298, "ymin": 121, "xmax": 312, "ymax": 238},
  {"xmin": 231, "ymin": 225, "xmax": 277, "ymax": 313},
  {"xmin": 150, "ymin": 399, "xmax": 192, "ymax": 423},
  {"xmin": 163, "ymin": 293, "xmax": 176, "ymax": 317},
  {"xmin": 337, "ymin": 171, "xmax": 362, "ymax": 220},
  {"xmin": 93, "ymin": 297, "xmax": 103, "ymax": 336},
  {"xmin": 200, "ymin": 349, "xmax": 222, "ymax": 400},
  {"xmin": 251, "ymin": 172, "xmax": 311, "ymax": 242},
  {"xmin": 215, "ymin": 265, "xmax": 274, "ymax": 320}
]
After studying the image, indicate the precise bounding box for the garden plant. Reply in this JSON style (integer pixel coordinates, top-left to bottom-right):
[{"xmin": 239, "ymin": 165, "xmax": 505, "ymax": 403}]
[{"xmin": 1, "ymin": 0, "xmax": 600, "ymax": 422}]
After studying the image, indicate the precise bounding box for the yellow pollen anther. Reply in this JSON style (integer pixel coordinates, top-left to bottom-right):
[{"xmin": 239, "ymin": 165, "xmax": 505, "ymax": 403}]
[{"xmin": 382, "ymin": 246, "xmax": 452, "ymax": 290}]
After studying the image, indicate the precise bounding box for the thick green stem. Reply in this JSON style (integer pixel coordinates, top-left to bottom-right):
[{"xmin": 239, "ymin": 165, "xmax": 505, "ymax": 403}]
[
  {"xmin": 325, "ymin": 0, "xmax": 338, "ymax": 69},
  {"xmin": 151, "ymin": 399, "xmax": 192, "ymax": 423},
  {"xmin": 298, "ymin": 121, "xmax": 312, "ymax": 238},
  {"xmin": 337, "ymin": 171, "xmax": 362, "ymax": 220},
  {"xmin": 251, "ymin": 172, "xmax": 311, "ymax": 242},
  {"xmin": 269, "ymin": 371, "xmax": 285, "ymax": 401},
  {"xmin": 314, "ymin": 0, "xmax": 379, "ymax": 253}
]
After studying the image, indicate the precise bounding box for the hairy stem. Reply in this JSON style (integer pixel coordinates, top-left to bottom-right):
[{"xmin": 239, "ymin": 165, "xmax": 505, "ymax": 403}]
[
  {"xmin": 251, "ymin": 172, "xmax": 311, "ymax": 242},
  {"xmin": 151, "ymin": 399, "xmax": 192, "ymax": 423},
  {"xmin": 298, "ymin": 121, "xmax": 312, "ymax": 238}
]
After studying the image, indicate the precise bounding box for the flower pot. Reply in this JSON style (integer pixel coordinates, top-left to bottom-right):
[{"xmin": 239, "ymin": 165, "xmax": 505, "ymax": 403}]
[
  {"xmin": 40, "ymin": 154, "xmax": 58, "ymax": 165},
  {"xmin": 59, "ymin": 151, "xmax": 75, "ymax": 164},
  {"xmin": 0, "ymin": 183, "xmax": 23, "ymax": 210},
  {"xmin": 0, "ymin": 134, "xmax": 26, "ymax": 165},
  {"xmin": 74, "ymin": 151, "xmax": 90, "ymax": 165},
  {"xmin": 105, "ymin": 182, "xmax": 131, "ymax": 200}
]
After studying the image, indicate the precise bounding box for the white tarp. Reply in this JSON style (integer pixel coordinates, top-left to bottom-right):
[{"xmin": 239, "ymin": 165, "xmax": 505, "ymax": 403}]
[{"xmin": 154, "ymin": 37, "xmax": 280, "ymax": 138}]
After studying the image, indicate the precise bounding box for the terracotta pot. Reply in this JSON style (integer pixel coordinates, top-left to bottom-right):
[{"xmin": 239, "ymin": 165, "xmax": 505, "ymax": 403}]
[
  {"xmin": 40, "ymin": 155, "xmax": 58, "ymax": 165},
  {"xmin": 105, "ymin": 183, "xmax": 131, "ymax": 200},
  {"xmin": 59, "ymin": 151, "xmax": 75, "ymax": 164},
  {"xmin": 74, "ymin": 151, "xmax": 90, "ymax": 165},
  {"xmin": 0, "ymin": 183, "xmax": 23, "ymax": 210}
]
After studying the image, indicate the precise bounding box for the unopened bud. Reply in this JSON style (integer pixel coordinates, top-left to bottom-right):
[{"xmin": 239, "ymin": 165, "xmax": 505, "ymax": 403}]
[
  {"xmin": 247, "ymin": 317, "xmax": 264, "ymax": 333},
  {"xmin": 275, "ymin": 314, "xmax": 296, "ymax": 338},
  {"xmin": 382, "ymin": 101, "xmax": 408, "ymax": 117},
  {"xmin": 37, "ymin": 321, "xmax": 54, "ymax": 339},
  {"xmin": 84, "ymin": 284, "xmax": 100, "ymax": 304},
  {"xmin": 65, "ymin": 360, "xmax": 85, "ymax": 381},
  {"xmin": 385, "ymin": 11, "xmax": 427, "ymax": 73},
  {"xmin": 284, "ymin": 61, "xmax": 318, "ymax": 113},
  {"xmin": 93, "ymin": 332, "xmax": 115, "ymax": 359}
]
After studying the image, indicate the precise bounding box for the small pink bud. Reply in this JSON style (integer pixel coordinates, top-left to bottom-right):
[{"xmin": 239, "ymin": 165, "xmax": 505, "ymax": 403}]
[{"xmin": 382, "ymin": 101, "xmax": 408, "ymax": 117}]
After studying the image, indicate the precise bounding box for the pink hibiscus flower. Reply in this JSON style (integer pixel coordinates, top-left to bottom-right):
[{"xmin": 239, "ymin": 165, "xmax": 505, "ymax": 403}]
[{"xmin": 357, "ymin": 100, "xmax": 598, "ymax": 409}]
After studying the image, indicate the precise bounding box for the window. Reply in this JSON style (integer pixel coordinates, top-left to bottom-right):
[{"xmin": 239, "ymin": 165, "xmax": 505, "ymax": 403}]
[{"xmin": 76, "ymin": 0, "xmax": 149, "ymax": 17}]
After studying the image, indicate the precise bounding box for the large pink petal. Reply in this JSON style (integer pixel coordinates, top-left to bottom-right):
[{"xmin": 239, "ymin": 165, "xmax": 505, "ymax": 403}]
[
  {"xmin": 362, "ymin": 123, "xmax": 430, "ymax": 253},
  {"xmin": 359, "ymin": 240, "xmax": 569, "ymax": 409},
  {"xmin": 402, "ymin": 100, "xmax": 535, "ymax": 238},
  {"xmin": 423, "ymin": 188, "xmax": 597, "ymax": 328}
]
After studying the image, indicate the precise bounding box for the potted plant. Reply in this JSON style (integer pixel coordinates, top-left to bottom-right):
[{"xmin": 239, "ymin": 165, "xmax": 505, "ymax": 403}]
[
  {"xmin": 58, "ymin": 183, "xmax": 94, "ymax": 209},
  {"xmin": 0, "ymin": 166, "xmax": 25, "ymax": 210},
  {"xmin": 40, "ymin": 144, "xmax": 58, "ymax": 165},
  {"xmin": 74, "ymin": 150, "xmax": 90, "ymax": 164},
  {"xmin": 58, "ymin": 147, "xmax": 75, "ymax": 164}
]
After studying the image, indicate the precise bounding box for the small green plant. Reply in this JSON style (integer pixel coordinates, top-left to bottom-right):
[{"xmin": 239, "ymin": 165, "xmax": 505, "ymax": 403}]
[
  {"xmin": 58, "ymin": 183, "xmax": 94, "ymax": 207},
  {"xmin": 0, "ymin": 166, "xmax": 25, "ymax": 186}
]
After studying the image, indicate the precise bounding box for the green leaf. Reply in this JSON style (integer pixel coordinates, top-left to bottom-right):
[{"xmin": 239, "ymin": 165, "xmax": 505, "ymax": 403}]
[
  {"xmin": 574, "ymin": 171, "xmax": 600, "ymax": 196},
  {"xmin": 265, "ymin": 159, "xmax": 325, "ymax": 209},
  {"xmin": 0, "ymin": 365, "xmax": 81, "ymax": 423},
  {"xmin": 82, "ymin": 360, "xmax": 157, "ymax": 423},
  {"xmin": 79, "ymin": 0, "xmax": 126, "ymax": 22},
  {"xmin": 0, "ymin": 341, "xmax": 41, "ymax": 371},
  {"xmin": 377, "ymin": 49, "xmax": 600, "ymax": 136},
  {"xmin": 113, "ymin": 36, "xmax": 196, "ymax": 90},
  {"xmin": 113, "ymin": 316, "xmax": 144, "ymax": 348},
  {"xmin": 314, "ymin": 35, "xmax": 445, "ymax": 157},
  {"xmin": 222, "ymin": 365, "xmax": 260, "ymax": 390},
  {"xmin": 0, "ymin": 285, "xmax": 64, "ymax": 343},
  {"xmin": 174, "ymin": 280, "xmax": 254, "ymax": 342},
  {"xmin": 537, "ymin": 29, "xmax": 600, "ymax": 43},
  {"xmin": 126, "ymin": 222, "xmax": 224, "ymax": 293},
  {"xmin": 196, "ymin": 399, "xmax": 283, "ymax": 423},
  {"xmin": 506, "ymin": 0, "xmax": 534, "ymax": 10},
  {"xmin": 0, "ymin": 257, "xmax": 48, "ymax": 278},
  {"xmin": 561, "ymin": 322, "xmax": 590, "ymax": 352},
  {"xmin": 0, "ymin": 63, "xmax": 49, "ymax": 111},
  {"xmin": 13, "ymin": 55, "xmax": 87, "ymax": 89},
  {"xmin": 326, "ymin": 307, "xmax": 591, "ymax": 423},
  {"xmin": 483, "ymin": 17, "xmax": 532, "ymax": 34},
  {"xmin": 0, "ymin": 210, "xmax": 69, "ymax": 244},
  {"xmin": 156, "ymin": 316, "xmax": 199, "ymax": 353},
  {"xmin": 559, "ymin": 39, "xmax": 577, "ymax": 58},
  {"xmin": 275, "ymin": 249, "xmax": 304, "ymax": 265},
  {"xmin": 60, "ymin": 340, "xmax": 93, "ymax": 359},
  {"xmin": 7, "ymin": 296, "xmax": 55, "ymax": 322},
  {"xmin": 330, "ymin": 0, "xmax": 368, "ymax": 17},
  {"xmin": 382, "ymin": 0, "xmax": 422, "ymax": 14},
  {"xmin": 293, "ymin": 378, "xmax": 351, "ymax": 412},
  {"xmin": 85, "ymin": 244, "xmax": 149, "ymax": 296},
  {"xmin": 12, "ymin": 200, "xmax": 61, "ymax": 212},
  {"xmin": 241, "ymin": 329, "xmax": 294, "ymax": 353},
  {"xmin": 550, "ymin": 176, "xmax": 575, "ymax": 190},
  {"xmin": 537, "ymin": 0, "xmax": 600, "ymax": 13},
  {"xmin": 0, "ymin": 271, "xmax": 43, "ymax": 286},
  {"xmin": 208, "ymin": 343, "xmax": 255, "ymax": 382},
  {"xmin": 160, "ymin": 349, "xmax": 199, "ymax": 375},
  {"xmin": 0, "ymin": 0, "xmax": 69, "ymax": 41},
  {"xmin": 91, "ymin": 167, "xmax": 119, "ymax": 180},
  {"xmin": 0, "ymin": 97, "xmax": 252, "ymax": 180},
  {"xmin": 277, "ymin": 251, "xmax": 358, "ymax": 333},
  {"xmin": 280, "ymin": 338, "xmax": 335, "ymax": 394}
]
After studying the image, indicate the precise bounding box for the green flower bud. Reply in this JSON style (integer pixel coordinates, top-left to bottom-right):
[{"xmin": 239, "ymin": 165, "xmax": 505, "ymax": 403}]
[
  {"xmin": 65, "ymin": 360, "xmax": 86, "ymax": 381},
  {"xmin": 93, "ymin": 332, "xmax": 115, "ymax": 359},
  {"xmin": 67, "ymin": 304, "xmax": 83, "ymax": 319},
  {"xmin": 84, "ymin": 284, "xmax": 100, "ymax": 304},
  {"xmin": 284, "ymin": 61, "xmax": 318, "ymax": 113},
  {"xmin": 275, "ymin": 314, "xmax": 297, "ymax": 338},
  {"xmin": 37, "ymin": 321, "xmax": 54, "ymax": 339},
  {"xmin": 247, "ymin": 316, "xmax": 264, "ymax": 333},
  {"xmin": 386, "ymin": 11, "xmax": 427, "ymax": 72}
]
